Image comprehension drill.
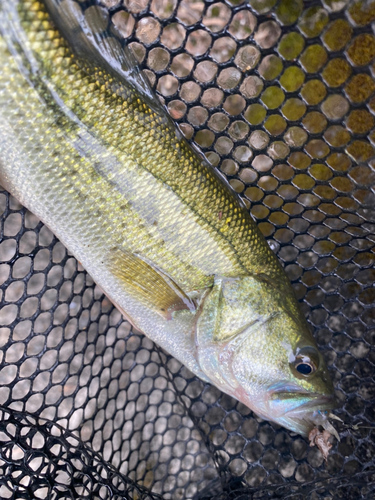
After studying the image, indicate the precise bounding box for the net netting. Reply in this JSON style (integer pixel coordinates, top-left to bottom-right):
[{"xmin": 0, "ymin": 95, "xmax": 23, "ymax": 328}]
[{"xmin": 0, "ymin": 0, "xmax": 375, "ymax": 498}]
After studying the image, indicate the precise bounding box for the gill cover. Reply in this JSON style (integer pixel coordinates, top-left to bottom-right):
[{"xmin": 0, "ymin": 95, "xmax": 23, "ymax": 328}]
[{"xmin": 195, "ymin": 274, "xmax": 285, "ymax": 396}]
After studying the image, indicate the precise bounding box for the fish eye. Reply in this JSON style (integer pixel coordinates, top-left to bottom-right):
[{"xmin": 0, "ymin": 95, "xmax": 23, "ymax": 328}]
[
  {"xmin": 295, "ymin": 362, "xmax": 313, "ymax": 375},
  {"xmin": 291, "ymin": 346, "xmax": 319, "ymax": 377}
]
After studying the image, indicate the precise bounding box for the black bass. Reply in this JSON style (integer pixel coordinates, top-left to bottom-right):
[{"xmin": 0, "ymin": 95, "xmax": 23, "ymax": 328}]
[{"xmin": 0, "ymin": 0, "xmax": 338, "ymax": 440}]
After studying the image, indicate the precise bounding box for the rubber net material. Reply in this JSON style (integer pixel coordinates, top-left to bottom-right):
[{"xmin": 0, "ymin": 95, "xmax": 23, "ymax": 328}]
[{"xmin": 0, "ymin": 0, "xmax": 375, "ymax": 499}]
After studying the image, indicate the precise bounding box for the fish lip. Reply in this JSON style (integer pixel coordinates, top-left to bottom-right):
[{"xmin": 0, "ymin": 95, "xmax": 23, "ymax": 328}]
[
  {"xmin": 283, "ymin": 393, "xmax": 337, "ymax": 416},
  {"xmin": 268, "ymin": 383, "xmax": 337, "ymax": 417}
]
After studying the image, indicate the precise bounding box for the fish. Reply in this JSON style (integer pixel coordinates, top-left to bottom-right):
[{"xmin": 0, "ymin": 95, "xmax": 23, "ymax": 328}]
[{"xmin": 0, "ymin": 0, "xmax": 338, "ymax": 441}]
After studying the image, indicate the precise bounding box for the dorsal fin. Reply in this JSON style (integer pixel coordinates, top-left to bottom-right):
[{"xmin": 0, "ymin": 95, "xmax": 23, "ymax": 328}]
[{"xmin": 43, "ymin": 0, "xmax": 166, "ymax": 115}]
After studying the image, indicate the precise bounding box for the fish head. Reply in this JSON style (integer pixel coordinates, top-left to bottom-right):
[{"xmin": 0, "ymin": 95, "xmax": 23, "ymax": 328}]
[
  {"xmin": 262, "ymin": 344, "xmax": 337, "ymax": 436},
  {"xmin": 232, "ymin": 334, "xmax": 338, "ymax": 437},
  {"xmin": 195, "ymin": 275, "xmax": 337, "ymax": 437}
]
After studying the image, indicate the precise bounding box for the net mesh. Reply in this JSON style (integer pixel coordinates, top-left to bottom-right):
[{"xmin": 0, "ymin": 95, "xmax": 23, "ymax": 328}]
[{"xmin": 0, "ymin": 0, "xmax": 375, "ymax": 498}]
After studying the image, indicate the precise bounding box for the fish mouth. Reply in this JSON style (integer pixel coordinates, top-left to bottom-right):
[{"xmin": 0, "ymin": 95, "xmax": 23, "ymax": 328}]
[
  {"xmin": 266, "ymin": 385, "xmax": 338, "ymax": 437},
  {"xmin": 272, "ymin": 392, "xmax": 337, "ymax": 416}
]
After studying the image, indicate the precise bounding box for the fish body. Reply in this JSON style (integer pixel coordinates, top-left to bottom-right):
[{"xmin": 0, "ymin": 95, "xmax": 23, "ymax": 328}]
[{"xmin": 0, "ymin": 0, "xmax": 337, "ymax": 437}]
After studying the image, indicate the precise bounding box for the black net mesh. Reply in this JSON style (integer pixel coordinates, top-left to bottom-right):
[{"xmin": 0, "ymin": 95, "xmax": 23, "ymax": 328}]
[{"xmin": 1, "ymin": 0, "xmax": 375, "ymax": 498}]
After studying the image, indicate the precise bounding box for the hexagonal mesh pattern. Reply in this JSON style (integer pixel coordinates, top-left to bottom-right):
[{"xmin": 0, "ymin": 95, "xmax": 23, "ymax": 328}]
[{"xmin": 0, "ymin": 0, "xmax": 375, "ymax": 499}]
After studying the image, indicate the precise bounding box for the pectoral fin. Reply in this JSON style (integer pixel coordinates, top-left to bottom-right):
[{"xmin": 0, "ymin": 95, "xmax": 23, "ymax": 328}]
[{"xmin": 108, "ymin": 249, "xmax": 195, "ymax": 320}]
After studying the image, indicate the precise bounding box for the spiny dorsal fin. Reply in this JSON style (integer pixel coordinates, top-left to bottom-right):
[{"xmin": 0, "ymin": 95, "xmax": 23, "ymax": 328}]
[
  {"xmin": 44, "ymin": 0, "xmax": 166, "ymax": 115},
  {"xmin": 108, "ymin": 248, "xmax": 196, "ymax": 320}
]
